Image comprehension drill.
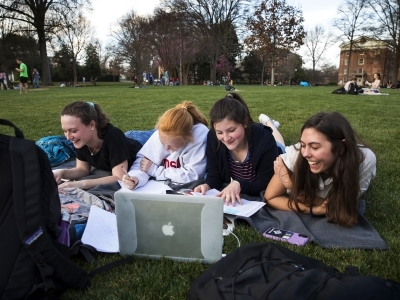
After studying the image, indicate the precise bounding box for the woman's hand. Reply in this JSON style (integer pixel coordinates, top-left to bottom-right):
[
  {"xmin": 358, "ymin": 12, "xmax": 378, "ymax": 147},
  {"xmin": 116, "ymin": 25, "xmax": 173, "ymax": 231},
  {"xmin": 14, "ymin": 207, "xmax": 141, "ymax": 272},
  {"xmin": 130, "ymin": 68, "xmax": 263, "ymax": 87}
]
[
  {"xmin": 311, "ymin": 200, "xmax": 328, "ymax": 216},
  {"xmin": 140, "ymin": 157, "xmax": 153, "ymax": 173},
  {"xmin": 217, "ymin": 181, "xmax": 242, "ymax": 206},
  {"xmin": 58, "ymin": 180, "xmax": 87, "ymax": 194},
  {"xmin": 53, "ymin": 169, "xmax": 64, "ymax": 184},
  {"xmin": 274, "ymin": 156, "xmax": 292, "ymax": 189},
  {"xmin": 122, "ymin": 175, "xmax": 139, "ymax": 190},
  {"xmin": 193, "ymin": 183, "xmax": 210, "ymax": 194}
]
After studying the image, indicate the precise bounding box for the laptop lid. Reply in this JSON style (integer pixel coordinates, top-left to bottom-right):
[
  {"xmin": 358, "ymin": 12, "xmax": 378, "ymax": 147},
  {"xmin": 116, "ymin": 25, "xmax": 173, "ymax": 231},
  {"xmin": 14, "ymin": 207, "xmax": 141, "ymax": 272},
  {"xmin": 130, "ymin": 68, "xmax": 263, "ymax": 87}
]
[{"xmin": 115, "ymin": 191, "xmax": 224, "ymax": 264}]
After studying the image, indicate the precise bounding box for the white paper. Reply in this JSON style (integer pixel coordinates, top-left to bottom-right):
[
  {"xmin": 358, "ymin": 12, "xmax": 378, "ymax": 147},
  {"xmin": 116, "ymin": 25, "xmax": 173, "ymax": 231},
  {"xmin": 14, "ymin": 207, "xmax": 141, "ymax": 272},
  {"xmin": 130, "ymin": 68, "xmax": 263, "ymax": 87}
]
[
  {"xmin": 81, "ymin": 206, "xmax": 119, "ymax": 253},
  {"xmin": 192, "ymin": 189, "xmax": 265, "ymax": 217},
  {"xmin": 118, "ymin": 179, "xmax": 172, "ymax": 193}
]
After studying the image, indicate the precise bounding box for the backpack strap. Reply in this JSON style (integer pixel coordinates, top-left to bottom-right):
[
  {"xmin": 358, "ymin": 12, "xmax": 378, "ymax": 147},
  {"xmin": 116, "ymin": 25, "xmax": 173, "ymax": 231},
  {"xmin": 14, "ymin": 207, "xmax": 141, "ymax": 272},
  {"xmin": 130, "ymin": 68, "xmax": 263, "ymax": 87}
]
[
  {"xmin": 9, "ymin": 136, "xmax": 90, "ymax": 294},
  {"xmin": 0, "ymin": 119, "xmax": 24, "ymax": 138}
]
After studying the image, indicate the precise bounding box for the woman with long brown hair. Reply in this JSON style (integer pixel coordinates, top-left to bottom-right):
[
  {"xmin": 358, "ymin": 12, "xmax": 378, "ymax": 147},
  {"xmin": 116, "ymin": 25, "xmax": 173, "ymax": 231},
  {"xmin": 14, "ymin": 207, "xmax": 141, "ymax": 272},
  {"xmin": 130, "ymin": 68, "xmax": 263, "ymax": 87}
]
[{"xmin": 264, "ymin": 112, "xmax": 376, "ymax": 226}]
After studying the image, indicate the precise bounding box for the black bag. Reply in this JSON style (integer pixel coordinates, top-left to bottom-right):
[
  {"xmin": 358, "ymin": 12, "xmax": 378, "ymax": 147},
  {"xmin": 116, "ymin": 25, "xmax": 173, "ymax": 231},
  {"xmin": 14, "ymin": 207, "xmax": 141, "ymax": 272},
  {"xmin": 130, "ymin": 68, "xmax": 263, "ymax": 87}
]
[
  {"xmin": 187, "ymin": 242, "xmax": 400, "ymax": 300},
  {"xmin": 0, "ymin": 120, "xmax": 131, "ymax": 299}
]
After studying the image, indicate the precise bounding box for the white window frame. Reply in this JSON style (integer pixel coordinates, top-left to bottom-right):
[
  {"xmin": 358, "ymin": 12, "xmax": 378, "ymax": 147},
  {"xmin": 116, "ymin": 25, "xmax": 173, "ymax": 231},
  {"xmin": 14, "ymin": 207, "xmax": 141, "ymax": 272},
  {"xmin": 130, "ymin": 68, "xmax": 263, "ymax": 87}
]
[{"xmin": 358, "ymin": 59, "xmax": 364, "ymax": 65}]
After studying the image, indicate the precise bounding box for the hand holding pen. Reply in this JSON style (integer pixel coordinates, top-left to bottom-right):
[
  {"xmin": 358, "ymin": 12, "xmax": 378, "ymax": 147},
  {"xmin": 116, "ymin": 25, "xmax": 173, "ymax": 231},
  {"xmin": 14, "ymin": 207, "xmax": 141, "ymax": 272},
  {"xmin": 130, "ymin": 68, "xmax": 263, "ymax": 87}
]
[{"xmin": 121, "ymin": 165, "xmax": 138, "ymax": 190}]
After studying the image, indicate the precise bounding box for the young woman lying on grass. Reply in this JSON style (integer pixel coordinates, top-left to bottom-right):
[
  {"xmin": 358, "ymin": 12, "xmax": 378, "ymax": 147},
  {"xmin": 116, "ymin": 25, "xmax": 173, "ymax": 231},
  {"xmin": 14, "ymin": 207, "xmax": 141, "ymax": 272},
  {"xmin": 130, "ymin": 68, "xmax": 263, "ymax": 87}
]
[
  {"xmin": 53, "ymin": 101, "xmax": 142, "ymax": 191},
  {"xmin": 264, "ymin": 112, "xmax": 376, "ymax": 226},
  {"xmin": 194, "ymin": 93, "xmax": 279, "ymax": 206},
  {"xmin": 122, "ymin": 101, "xmax": 209, "ymax": 190}
]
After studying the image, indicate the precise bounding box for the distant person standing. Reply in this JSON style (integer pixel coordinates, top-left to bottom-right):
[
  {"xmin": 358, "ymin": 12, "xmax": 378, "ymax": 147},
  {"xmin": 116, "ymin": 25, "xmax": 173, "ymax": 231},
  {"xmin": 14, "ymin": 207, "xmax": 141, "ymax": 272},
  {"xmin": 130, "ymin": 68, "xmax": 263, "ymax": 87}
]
[
  {"xmin": 164, "ymin": 70, "xmax": 169, "ymax": 86},
  {"xmin": 82, "ymin": 76, "xmax": 86, "ymax": 87},
  {"xmin": 0, "ymin": 70, "xmax": 7, "ymax": 90},
  {"xmin": 149, "ymin": 73, "xmax": 153, "ymax": 85},
  {"xmin": 15, "ymin": 58, "xmax": 28, "ymax": 93},
  {"xmin": 32, "ymin": 68, "xmax": 40, "ymax": 88},
  {"xmin": 142, "ymin": 70, "xmax": 147, "ymax": 84}
]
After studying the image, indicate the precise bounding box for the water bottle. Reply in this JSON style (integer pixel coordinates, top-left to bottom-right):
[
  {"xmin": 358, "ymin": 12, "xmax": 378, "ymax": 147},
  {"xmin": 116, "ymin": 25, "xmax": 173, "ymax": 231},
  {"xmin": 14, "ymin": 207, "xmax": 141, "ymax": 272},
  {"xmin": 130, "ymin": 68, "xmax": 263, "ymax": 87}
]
[{"xmin": 57, "ymin": 212, "xmax": 71, "ymax": 247}]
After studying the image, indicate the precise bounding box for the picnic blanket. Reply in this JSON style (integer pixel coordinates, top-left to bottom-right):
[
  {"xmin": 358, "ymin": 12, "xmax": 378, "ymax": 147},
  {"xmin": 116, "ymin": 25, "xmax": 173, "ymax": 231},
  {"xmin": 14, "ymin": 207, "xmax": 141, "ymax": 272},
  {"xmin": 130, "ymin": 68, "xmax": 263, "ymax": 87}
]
[
  {"xmin": 234, "ymin": 206, "xmax": 387, "ymax": 250},
  {"xmin": 360, "ymin": 93, "xmax": 389, "ymax": 96}
]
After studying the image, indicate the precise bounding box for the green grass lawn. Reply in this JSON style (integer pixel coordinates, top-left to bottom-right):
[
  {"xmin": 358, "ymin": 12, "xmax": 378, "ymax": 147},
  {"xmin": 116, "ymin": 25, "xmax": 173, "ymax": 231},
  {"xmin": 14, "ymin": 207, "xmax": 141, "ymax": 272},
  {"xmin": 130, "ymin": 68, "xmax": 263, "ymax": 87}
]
[{"xmin": 1, "ymin": 83, "xmax": 400, "ymax": 299}]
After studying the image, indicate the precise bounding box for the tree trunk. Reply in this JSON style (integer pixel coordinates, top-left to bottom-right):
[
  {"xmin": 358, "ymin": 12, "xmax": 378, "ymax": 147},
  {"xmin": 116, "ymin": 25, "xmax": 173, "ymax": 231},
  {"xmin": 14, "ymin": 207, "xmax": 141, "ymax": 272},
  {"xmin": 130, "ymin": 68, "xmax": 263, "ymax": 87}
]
[
  {"xmin": 393, "ymin": 45, "xmax": 400, "ymax": 83},
  {"xmin": 38, "ymin": 36, "xmax": 52, "ymax": 86},
  {"xmin": 209, "ymin": 53, "xmax": 217, "ymax": 83}
]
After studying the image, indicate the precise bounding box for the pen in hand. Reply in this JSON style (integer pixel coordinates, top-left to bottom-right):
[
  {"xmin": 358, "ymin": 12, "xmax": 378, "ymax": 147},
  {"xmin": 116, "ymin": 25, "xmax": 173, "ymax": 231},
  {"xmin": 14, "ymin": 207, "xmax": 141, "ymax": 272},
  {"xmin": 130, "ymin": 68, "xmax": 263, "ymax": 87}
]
[{"xmin": 121, "ymin": 166, "xmax": 131, "ymax": 179}]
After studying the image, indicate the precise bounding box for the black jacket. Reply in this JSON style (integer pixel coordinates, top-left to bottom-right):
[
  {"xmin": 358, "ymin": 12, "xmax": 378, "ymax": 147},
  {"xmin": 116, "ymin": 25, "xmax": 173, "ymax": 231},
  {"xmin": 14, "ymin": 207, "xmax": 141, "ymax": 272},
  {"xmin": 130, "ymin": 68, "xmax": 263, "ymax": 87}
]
[{"xmin": 205, "ymin": 123, "xmax": 278, "ymax": 196}]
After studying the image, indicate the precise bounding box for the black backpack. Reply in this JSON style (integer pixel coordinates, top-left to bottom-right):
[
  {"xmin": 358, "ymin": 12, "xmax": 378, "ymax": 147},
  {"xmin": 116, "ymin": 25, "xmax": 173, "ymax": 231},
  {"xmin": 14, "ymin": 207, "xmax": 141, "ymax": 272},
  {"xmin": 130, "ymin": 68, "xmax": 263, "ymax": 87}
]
[
  {"xmin": 187, "ymin": 242, "xmax": 400, "ymax": 300},
  {"xmin": 0, "ymin": 119, "xmax": 131, "ymax": 299}
]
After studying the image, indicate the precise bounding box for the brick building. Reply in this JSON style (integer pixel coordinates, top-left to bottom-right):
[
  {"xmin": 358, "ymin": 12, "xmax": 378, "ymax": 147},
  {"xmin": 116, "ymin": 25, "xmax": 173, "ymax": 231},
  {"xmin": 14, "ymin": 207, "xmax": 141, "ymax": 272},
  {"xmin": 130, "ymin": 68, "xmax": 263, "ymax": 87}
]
[{"xmin": 338, "ymin": 36, "xmax": 400, "ymax": 86}]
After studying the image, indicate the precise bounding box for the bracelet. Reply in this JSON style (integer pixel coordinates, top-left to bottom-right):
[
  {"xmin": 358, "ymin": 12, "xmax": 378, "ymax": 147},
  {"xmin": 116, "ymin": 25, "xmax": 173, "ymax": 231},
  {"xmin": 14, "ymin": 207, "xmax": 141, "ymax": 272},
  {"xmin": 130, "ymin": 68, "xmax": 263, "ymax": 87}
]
[{"xmin": 230, "ymin": 177, "xmax": 240, "ymax": 186}]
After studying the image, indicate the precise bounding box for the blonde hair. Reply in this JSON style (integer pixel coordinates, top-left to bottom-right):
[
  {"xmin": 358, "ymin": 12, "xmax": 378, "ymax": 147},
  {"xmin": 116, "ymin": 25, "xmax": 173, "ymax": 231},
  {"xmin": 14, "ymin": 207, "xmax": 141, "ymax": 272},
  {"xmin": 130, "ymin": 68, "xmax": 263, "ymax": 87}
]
[{"xmin": 156, "ymin": 101, "xmax": 208, "ymax": 142}]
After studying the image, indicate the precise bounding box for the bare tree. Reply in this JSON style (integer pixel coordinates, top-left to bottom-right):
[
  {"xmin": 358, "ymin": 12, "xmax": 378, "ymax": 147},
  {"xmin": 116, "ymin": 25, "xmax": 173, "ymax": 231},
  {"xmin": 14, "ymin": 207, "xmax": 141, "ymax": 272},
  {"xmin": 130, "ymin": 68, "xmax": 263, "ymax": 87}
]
[
  {"xmin": 369, "ymin": 0, "xmax": 400, "ymax": 82},
  {"xmin": 281, "ymin": 53, "xmax": 302, "ymax": 85},
  {"xmin": 303, "ymin": 25, "xmax": 335, "ymax": 84},
  {"xmin": 333, "ymin": 0, "xmax": 372, "ymax": 81},
  {"xmin": 0, "ymin": 0, "xmax": 90, "ymax": 85},
  {"xmin": 244, "ymin": 0, "xmax": 305, "ymax": 85},
  {"xmin": 111, "ymin": 12, "xmax": 152, "ymax": 81},
  {"xmin": 52, "ymin": 14, "xmax": 94, "ymax": 86},
  {"xmin": 162, "ymin": 0, "xmax": 248, "ymax": 83}
]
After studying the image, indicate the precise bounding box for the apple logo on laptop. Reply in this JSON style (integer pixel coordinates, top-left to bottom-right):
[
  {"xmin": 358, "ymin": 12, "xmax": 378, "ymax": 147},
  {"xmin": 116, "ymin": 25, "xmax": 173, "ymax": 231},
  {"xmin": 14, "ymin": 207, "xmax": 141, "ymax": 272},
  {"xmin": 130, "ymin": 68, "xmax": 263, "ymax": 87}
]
[{"xmin": 162, "ymin": 222, "xmax": 174, "ymax": 236}]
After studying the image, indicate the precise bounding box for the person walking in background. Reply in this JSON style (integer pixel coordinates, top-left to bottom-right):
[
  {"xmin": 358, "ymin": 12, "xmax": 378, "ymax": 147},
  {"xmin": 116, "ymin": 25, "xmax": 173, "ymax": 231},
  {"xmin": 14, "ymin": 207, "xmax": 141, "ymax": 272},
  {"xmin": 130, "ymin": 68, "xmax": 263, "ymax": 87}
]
[
  {"xmin": 0, "ymin": 69, "xmax": 7, "ymax": 90},
  {"xmin": 32, "ymin": 68, "xmax": 40, "ymax": 88},
  {"xmin": 142, "ymin": 70, "xmax": 147, "ymax": 85},
  {"xmin": 15, "ymin": 58, "xmax": 28, "ymax": 93}
]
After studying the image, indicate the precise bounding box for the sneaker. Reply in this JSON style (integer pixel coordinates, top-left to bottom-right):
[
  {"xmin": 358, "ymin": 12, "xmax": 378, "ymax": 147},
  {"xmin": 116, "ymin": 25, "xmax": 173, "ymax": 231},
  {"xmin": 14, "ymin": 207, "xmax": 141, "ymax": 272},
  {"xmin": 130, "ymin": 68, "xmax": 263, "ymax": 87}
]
[
  {"xmin": 272, "ymin": 120, "xmax": 280, "ymax": 129},
  {"xmin": 259, "ymin": 113, "xmax": 280, "ymax": 129},
  {"xmin": 259, "ymin": 114, "xmax": 270, "ymax": 125}
]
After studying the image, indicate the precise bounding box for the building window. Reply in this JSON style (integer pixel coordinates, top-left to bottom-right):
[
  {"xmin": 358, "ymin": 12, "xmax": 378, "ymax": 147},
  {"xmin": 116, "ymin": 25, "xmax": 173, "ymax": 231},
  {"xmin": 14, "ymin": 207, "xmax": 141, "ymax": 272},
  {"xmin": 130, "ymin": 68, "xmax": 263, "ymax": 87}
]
[
  {"xmin": 345, "ymin": 59, "xmax": 348, "ymax": 65},
  {"xmin": 360, "ymin": 51, "xmax": 364, "ymax": 55},
  {"xmin": 357, "ymin": 68, "xmax": 363, "ymax": 73},
  {"xmin": 375, "ymin": 49, "xmax": 380, "ymax": 55},
  {"xmin": 345, "ymin": 51, "xmax": 349, "ymax": 56},
  {"xmin": 358, "ymin": 59, "xmax": 364, "ymax": 65},
  {"xmin": 344, "ymin": 69, "xmax": 347, "ymax": 74}
]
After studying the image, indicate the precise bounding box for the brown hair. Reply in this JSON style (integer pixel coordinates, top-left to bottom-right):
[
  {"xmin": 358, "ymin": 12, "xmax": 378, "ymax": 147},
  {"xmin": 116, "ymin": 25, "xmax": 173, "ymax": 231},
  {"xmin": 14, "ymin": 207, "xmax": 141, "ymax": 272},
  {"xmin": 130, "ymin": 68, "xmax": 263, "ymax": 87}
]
[
  {"xmin": 288, "ymin": 112, "xmax": 370, "ymax": 227},
  {"xmin": 156, "ymin": 101, "xmax": 208, "ymax": 143},
  {"xmin": 209, "ymin": 93, "xmax": 254, "ymax": 139},
  {"xmin": 61, "ymin": 101, "xmax": 110, "ymax": 139}
]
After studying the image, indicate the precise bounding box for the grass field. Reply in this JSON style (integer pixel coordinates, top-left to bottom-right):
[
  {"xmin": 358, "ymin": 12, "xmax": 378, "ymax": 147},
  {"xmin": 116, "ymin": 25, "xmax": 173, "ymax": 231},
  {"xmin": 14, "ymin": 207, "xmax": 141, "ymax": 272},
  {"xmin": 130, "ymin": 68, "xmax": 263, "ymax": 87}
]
[{"xmin": 1, "ymin": 83, "xmax": 400, "ymax": 299}]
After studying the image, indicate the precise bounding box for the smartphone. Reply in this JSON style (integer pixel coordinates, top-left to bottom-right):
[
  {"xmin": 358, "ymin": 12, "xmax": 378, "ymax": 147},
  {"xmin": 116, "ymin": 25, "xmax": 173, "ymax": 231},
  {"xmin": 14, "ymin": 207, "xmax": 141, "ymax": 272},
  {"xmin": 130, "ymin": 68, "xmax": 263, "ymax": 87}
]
[
  {"xmin": 166, "ymin": 189, "xmax": 193, "ymax": 195},
  {"xmin": 263, "ymin": 227, "xmax": 309, "ymax": 246}
]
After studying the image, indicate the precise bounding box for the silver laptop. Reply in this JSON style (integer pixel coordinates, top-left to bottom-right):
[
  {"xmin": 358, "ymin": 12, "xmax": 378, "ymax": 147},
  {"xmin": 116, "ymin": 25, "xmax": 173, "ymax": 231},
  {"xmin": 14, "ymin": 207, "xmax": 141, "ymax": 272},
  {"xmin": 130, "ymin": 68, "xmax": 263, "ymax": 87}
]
[{"xmin": 114, "ymin": 191, "xmax": 224, "ymax": 264}]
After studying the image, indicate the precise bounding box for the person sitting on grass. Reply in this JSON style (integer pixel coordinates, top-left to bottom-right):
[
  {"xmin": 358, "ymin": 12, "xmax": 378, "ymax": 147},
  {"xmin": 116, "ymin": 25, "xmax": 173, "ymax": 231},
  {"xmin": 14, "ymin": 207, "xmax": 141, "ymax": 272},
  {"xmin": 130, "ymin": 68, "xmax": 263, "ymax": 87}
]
[
  {"xmin": 194, "ymin": 93, "xmax": 280, "ymax": 205},
  {"xmin": 122, "ymin": 101, "xmax": 209, "ymax": 190},
  {"xmin": 53, "ymin": 101, "xmax": 142, "ymax": 191},
  {"xmin": 264, "ymin": 112, "xmax": 376, "ymax": 227},
  {"xmin": 364, "ymin": 73, "xmax": 381, "ymax": 94}
]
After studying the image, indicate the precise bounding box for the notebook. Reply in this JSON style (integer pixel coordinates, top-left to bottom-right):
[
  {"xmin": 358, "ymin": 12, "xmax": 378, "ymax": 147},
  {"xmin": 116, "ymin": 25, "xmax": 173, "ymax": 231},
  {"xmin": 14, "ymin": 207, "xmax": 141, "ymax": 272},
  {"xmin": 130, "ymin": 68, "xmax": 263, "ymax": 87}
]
[{"xmin": 114, "ymin": 191, "xmax": 224, "ymax": 264}]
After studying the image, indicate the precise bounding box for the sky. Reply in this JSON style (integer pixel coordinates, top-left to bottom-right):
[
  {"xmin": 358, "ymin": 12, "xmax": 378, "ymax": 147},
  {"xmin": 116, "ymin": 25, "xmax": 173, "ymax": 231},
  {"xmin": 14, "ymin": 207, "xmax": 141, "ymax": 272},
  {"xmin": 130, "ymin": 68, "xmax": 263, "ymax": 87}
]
[{"xmin": 87, "ymin": 0, "xmax": 340, "ymax": 68}]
